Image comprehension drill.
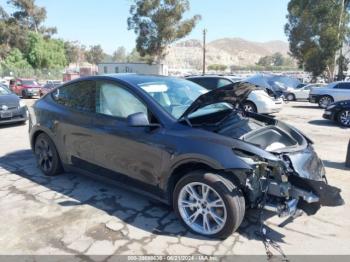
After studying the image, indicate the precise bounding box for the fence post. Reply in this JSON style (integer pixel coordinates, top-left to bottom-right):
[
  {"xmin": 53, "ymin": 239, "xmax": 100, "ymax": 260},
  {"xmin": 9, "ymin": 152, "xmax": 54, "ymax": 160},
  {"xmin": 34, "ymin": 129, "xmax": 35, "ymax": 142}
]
[{"xmin": 346, "ymin": 139, "xmax": 350, "ymax": 168}]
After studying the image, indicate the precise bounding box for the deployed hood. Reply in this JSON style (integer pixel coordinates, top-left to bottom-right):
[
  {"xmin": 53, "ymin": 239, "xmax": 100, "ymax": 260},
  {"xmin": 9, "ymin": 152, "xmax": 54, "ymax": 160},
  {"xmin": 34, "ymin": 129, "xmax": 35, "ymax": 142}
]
[{"xmin": 180, "ymin": 81, "xmax": 258, "ymax": 119}]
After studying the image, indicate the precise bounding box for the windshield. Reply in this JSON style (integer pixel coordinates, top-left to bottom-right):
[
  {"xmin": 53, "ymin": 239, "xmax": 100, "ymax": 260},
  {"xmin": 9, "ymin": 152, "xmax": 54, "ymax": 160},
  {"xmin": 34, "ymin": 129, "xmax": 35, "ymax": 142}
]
[
  {"xmin": 138, "ymin": 78, "xmax": 231, "ymax": 119},
  {"xmin": 22, "ymin": 80, "xmax": 39, "ymax": 86},
  {"xmin": 0, "ymin": 86, "xmax": 11, "ymax": 95}
]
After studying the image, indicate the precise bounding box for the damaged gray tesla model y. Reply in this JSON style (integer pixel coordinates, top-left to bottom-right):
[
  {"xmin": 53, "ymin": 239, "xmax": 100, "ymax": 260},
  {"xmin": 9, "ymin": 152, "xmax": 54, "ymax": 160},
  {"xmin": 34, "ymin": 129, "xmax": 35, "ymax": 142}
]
[{"xmin": 29, "ymin": 75, "xmax": 344, "ymax": 239}]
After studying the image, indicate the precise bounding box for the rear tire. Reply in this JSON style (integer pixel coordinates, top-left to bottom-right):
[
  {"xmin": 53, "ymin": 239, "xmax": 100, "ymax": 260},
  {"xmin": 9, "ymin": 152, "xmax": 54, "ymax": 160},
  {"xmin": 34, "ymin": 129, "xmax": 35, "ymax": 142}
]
[
  {"xmin": 318, "ymin": 95, "xmax": 334, "ymax": 108},
  {"xmin": 21, "ymin": 90, "xmax": 27, "ymax": 99},
  {"xmin": 34, "ymin": 133, "xmax": 63, "ymax": 176},
  {"xmin": 173, "ymin": 171, "xmax": 245, "ymax": 239},
  {"xmin": 337, "ymin": 109, "xmax": 350, "ymax": 127}
]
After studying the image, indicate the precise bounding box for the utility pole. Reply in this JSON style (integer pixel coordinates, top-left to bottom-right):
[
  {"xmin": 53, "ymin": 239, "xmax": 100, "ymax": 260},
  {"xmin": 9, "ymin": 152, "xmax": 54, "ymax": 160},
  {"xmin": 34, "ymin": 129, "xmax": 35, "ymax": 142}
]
[{"xmin": 202, "ymin": 29, "xmax": 207, "ymax": 75}]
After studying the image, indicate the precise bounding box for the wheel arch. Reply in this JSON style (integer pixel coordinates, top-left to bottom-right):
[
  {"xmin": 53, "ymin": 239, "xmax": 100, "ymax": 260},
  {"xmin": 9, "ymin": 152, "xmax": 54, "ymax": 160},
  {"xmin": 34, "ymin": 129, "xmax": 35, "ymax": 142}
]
[{"xmin": 165, "ymin": 161, "xmax": 248, "ymax": 205}]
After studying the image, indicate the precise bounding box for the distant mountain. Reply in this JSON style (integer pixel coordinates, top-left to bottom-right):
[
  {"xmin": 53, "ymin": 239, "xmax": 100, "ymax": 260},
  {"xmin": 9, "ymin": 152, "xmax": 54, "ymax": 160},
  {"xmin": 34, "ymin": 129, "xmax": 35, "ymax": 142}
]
[{"xmin": 165, "ymin": 37, "xmax": 291, "ymax": 69}]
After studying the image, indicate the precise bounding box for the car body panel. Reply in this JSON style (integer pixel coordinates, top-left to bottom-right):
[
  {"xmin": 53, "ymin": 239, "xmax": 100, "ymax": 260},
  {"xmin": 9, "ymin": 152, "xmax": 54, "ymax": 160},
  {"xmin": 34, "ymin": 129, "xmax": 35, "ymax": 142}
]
[
  {"xmin": 10, "ymin": 78, "xmax": 41, "ymax": 97},
  {"xmin": 186, "ymin": 75, "xmax": 283, "ymax": 114},
  {"xmin": 323, "ymin": 100, "xmax": 350, "ymax": 127},
  {"xmin": 29, "ymin": 74, "xmax": 343, "ymax": 214},
  {"xmin": 0, "ymin": 89, "xmax": 27, "ymax": 124},
  {"xmin": 309, "ymin": 82, "xmax": 350, "ymax": 103}
]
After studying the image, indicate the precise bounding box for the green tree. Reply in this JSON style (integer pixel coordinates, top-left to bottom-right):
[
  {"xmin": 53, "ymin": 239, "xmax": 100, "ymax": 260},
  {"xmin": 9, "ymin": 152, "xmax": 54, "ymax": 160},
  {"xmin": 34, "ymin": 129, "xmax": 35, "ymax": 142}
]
[
  {"xmin": 336, "ymin": 54, "xmax": 349, "ymax": 80},
  {"xmin": 127, "ymin": 0, "xmax": 201, "ymax": 63},
  {"xmin": 207, "ymin": 64, "xmax": 227, "ymax": 71},
  {"xmin": 113, "ymin": 46, "xmax": 127, "ymax": 62},
  {"xmin": 272, "ymin": 52, "xmax": 284, "ymax": 66},
  {"xmin": 64, "ymin": 41, "xmax": 80, "ymax": 65},
  {"xmin": 285, "ymin": 0, "xmax": 349, "ymax": 80},
  {"xmin": 1, "ymin": 48, "xmax": 31, "ymax": 69},
  {"xmin": 7, "ymin": 0, "xmax": 57, "ymax": 36},
  {"xmin": 85, "ymin": 45, "xmax": 104, "ymax": 65},
  {"xmin": 25, "ymin": 32, "xmax": 66, "ymax": 69},
  {"xmin": 257, "ymin": 55, "xmax": 274, "ymax": 67},
  {"xmin": 126, "ymin": 48, "xmax": 153, "ymax": 63}
]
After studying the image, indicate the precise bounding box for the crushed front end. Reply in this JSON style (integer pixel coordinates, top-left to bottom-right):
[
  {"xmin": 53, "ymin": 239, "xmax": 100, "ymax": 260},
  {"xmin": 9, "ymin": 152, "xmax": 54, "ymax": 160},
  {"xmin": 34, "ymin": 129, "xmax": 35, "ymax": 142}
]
[{"xmin": 235, "ymin": 144, "xmax": 344, "ymax": 218}]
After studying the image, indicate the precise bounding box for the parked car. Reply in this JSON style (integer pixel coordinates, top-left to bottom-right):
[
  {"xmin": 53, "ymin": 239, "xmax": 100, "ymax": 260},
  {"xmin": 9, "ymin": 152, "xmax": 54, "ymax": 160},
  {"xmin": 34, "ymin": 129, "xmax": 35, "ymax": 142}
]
[
  {"xmin": 309, "ymin": 81, "xmax": 350, "ymax": 108},
  {"xmin": 29, "ymin": 75, "xmax": 343, "ymax": 239},
  {"xmin": 0, "ymin": 78, "xmax": 9, "ymax": 88},
  {"xmin": 323, "ymin": 100, "xmax": 350, "ymax": 127},
  {"xmin": 284, "ymin": 83, "xmax": 325, "ymax": 101},
  {"xmin": 186, "ymin": 75, "xmax": 283, "ymax": 114},
  {"xmin": 9, "ymin": 78, "xmax": 41, "ymax": 98},
  {"xmin": 0, "ymin": 85, "xmax": 28, "ymax": 125},
  {"xmin": 40, "ymin": 81, "xmax": 63, "ymax": 97}
]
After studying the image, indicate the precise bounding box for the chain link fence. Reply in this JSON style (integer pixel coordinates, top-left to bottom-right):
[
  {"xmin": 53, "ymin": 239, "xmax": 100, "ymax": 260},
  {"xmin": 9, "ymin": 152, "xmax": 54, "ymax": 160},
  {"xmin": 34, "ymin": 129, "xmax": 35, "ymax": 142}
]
[{"xmin": 0, "ymin": 66, "xmax": 64, "ymax": 81}]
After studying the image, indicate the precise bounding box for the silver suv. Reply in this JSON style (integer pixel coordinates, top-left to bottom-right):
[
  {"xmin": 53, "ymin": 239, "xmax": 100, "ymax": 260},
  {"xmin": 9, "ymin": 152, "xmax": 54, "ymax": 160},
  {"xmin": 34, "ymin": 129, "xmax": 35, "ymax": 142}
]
[{"xmin": 309, "ymin": 81, "xmax": 350, "ymax": 108}]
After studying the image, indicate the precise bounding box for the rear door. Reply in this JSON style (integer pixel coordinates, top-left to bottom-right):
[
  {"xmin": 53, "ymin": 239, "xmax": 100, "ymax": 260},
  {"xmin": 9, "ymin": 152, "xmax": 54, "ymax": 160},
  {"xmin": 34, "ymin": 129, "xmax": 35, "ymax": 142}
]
[
  {"xmin": 333, "ymin": 83, "xmax": 350, "ymax": 101},
  {"xmin": 51, "ymin": 80, "xmax": 96, "ymax": 164}
]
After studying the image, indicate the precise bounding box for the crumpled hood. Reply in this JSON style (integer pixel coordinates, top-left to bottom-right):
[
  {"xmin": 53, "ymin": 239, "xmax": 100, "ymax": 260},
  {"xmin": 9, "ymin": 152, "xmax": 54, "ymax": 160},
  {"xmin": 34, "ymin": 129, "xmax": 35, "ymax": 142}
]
[{"xmin": 180, "ymin": 81, "xmax": 258, "ymax": 119}]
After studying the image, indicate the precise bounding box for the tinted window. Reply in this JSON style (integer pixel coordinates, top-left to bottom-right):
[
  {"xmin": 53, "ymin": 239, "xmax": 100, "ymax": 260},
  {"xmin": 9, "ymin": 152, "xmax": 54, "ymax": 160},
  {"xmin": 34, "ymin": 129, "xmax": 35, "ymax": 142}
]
[
  {"xmin": 52, "ymin": 81, "xmax": 95, "ymax": 112},
  {"xmin": 188, "ymin": 78, "xmax": 218, "ymax": 90},
  {"xmin": 218, "ymin": 78, "xmax": 232, "ymax": 88},
  {"xmin": 22, "ymin": 80, "xmax": 38, "ymax": 86},
  {"xmin": 335, "ymin": 83, "xmax": 350, "ymax": 89},
  {"xmin": 96, "ymin": 81, "xmax": 147, "ymax": 118}
]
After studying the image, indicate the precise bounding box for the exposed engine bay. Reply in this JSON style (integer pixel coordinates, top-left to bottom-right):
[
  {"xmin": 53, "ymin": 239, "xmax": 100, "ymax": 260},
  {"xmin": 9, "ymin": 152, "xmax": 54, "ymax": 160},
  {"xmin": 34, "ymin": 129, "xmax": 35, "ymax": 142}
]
[{"xmin": 190, "ymin": 109, "xmax": 344, "ymax": 217}]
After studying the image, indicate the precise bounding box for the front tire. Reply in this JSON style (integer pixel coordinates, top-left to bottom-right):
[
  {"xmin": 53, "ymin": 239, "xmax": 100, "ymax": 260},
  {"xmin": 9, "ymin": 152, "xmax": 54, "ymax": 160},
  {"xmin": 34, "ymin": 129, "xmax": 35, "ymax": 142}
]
[
  {"xmin": 338, "ymin": 109, "xmax": 350, "ymax": 127},
  {"xmin": 286, "ymin": 93, "xmax": 295, "ymax": 101},
  {"xmin": 243, "ymin": 101, "xmax": 257, "ymax": 113},
  {"xmin": 34, "ymin": 133, "xmax": 63, "ymax": 176},
  {"xmin": 173, "ymin": 171, "xmax": 245, "ymax": 239},
  {"xmin": 318, "ymin": 95, "xmax": 334, "ymax": 108}
]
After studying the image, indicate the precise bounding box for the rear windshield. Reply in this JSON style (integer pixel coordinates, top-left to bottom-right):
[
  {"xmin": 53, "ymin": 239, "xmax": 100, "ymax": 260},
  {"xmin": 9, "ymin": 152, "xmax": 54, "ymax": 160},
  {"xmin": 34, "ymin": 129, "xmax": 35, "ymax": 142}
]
[{"xmin": 21, "ymin": 80, "xmax": 39, "ymax": 86}]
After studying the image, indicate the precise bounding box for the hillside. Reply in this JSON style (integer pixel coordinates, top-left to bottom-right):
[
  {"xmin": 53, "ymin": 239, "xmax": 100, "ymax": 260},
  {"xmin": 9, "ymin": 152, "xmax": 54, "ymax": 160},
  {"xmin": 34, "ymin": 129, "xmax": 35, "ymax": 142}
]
[{"xmin": 165, "ymin": 37, "xmax": 291, "ymax": 69}]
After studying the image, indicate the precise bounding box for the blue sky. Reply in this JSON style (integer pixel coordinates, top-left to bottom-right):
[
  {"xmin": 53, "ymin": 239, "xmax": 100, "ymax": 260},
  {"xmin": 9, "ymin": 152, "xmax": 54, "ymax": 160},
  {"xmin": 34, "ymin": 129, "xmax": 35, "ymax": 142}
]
[{"xmin": 0, "ymin": 0, "xmax": 290, "ymax": 54}]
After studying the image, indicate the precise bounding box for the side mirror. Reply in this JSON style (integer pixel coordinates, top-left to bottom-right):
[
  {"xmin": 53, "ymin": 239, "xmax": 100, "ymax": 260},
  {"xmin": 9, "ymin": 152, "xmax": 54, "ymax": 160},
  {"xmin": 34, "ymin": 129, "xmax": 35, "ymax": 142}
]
[{"xmin": 127, "ymin": 112, "xmax": 152, "ymax": 127}]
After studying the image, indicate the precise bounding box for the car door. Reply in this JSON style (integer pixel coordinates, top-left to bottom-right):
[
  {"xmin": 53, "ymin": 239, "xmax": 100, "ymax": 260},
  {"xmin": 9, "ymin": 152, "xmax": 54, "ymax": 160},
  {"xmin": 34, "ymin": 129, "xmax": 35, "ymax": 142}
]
[
  {"xmin": 298, "ymin": 86, "xmax": 310, "ymax": 99},
  {"xmin": 51, "ymin": 80, "xmax": 97, "ymax": 165},
  {"xmin": 89, "ymin": 80, "xmax": 164, "ymax": 190},
  {"xmin": 333, "ymin": 83, "xmax": 350, "ymax": 101}
]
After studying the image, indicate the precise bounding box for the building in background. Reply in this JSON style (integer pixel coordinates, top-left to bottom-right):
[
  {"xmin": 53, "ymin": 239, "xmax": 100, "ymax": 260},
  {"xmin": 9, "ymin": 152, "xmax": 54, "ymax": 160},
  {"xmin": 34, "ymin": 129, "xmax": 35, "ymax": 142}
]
[{"xmin": 97, "ymin": 63, "xmax": 169, "ymax": 76}]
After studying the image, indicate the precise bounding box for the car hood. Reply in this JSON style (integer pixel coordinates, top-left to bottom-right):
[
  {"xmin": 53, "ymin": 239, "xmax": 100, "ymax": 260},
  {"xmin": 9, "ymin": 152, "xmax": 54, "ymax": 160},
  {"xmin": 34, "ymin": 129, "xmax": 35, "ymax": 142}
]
[
  {"xmin": 0, "ymin": 93, "xmax": 20, "ymax": 107},
  {"xmin": 180, "ymin": 81, "xmax": 258, "ymax": 119},
  {"xmin": 332, "ymin": 100, "xmax": 350, "ymax": 108}
]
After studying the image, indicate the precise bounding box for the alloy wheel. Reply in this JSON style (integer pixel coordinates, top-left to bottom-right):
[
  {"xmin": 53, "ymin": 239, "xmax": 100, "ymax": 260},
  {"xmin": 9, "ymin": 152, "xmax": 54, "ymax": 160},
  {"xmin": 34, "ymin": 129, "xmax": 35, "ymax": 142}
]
[
  {"xmin": 178, "ymin": 182, "xmax": 227, "ymax": 235},
  {"xmin": 339, "ymin": 110, "xmax": 350, "ymax": 127},
  {"xmin": 35, "ymin": 138, "xmax": 54, "ymax": 172},
  {"xmin": 243, "ymin": 103, "xmax": 256, "ymax": 113},
  {"xmin": 319, "ymin": 96, "xmax": 333, "ymax": 108},
  {"xmin": 287, "ymin": 94, "xmax": 295, "ymax": 101}
]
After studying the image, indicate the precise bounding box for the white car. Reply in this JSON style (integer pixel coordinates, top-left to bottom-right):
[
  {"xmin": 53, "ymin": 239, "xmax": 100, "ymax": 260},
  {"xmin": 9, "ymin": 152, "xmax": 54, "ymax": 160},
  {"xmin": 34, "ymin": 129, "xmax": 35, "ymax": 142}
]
[
  {"xmin": 309, "ymin": 81, "xmax": 350, "ymax": 108},
  {"xmin": 284, "ymin": 83, "xmax": 325, "ymax": 101},
  {"xmin": 186, "ymin": 76, "xmax": 283, "ymax": 114}
]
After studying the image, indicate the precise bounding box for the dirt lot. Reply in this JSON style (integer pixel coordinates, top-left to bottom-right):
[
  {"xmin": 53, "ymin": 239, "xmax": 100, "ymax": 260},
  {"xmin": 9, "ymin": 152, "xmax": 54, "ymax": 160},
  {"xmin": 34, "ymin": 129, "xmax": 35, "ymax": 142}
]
[{"xmin": 0, "ymin": 99, "xmax": 349, "ymax": 257}]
